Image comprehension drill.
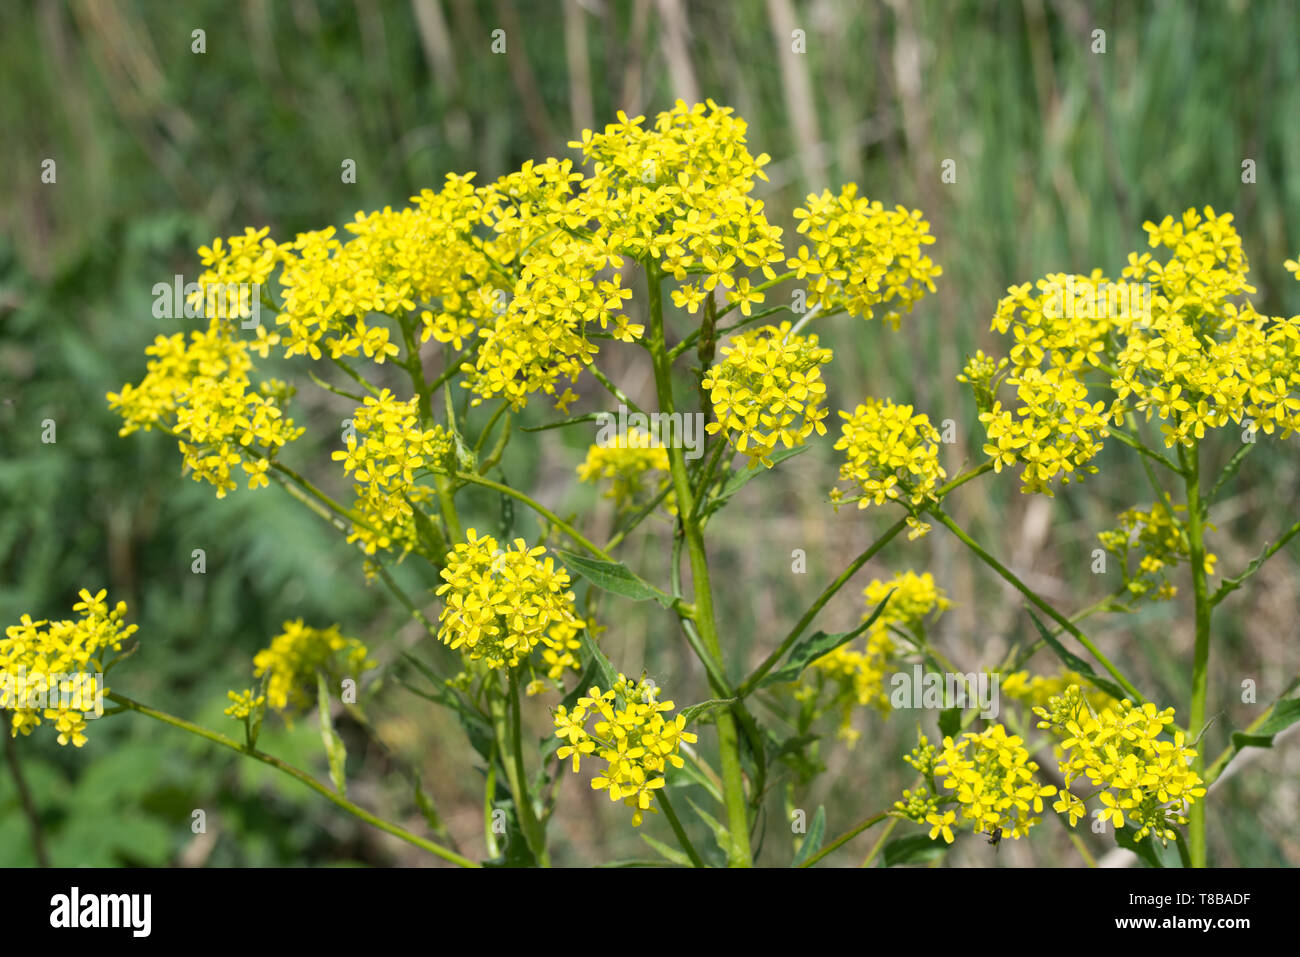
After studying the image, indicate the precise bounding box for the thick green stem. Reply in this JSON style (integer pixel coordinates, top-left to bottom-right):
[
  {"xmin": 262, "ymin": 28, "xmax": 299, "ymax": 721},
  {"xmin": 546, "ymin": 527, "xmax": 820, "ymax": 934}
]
[
  {"xmin": 645, "ymin": 260, "xmax": 753, "ymax": 867},
  {"xmin": 1180, "ymin": 441, "xmax": 1211, "ymax": 868}
]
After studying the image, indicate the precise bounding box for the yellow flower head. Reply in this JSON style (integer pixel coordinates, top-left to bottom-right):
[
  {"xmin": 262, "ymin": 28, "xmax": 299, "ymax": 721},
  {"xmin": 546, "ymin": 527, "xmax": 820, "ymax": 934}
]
[
  {"xmin": 2, "ymin": 590, "xmax": 138, "ymax": 747},
  {"xmin": 252, "ymin": 620, "xmax": 374, "ymax": 714},
  {"xmin": 107, "ymin": 321, "xmax": 304, "ymax": 498},
  {"xmin": 790, "ymin": 184, "xmax": 940, "ymax": 326},
  {"xmin": 807, "ymin": 571, "xmax": 952, "ymax": 741},
  {"xmin": 552, "ymin": 674, "xmax": 697, "ymax": 827},
  {"xmin": 979, "ymin": 366, "xmax": 1109, "ymax": 495},
  {"xmin": 331, "ymin": 389, "xmax": 452, "ymax": 557},
  {"xmin": 1097, "ymin": 502, "xmax": 1217, "ymax": 602},
  {"xmin": 435, "ymin": 530, "xmax": 584, "ymax": 669},
  {"xmin": 831, "ymin": 398, "xmax": 946, "ymax": 535},
  {"xmin": 703, "ymin": 322, "xmax": 833, "ymax": 467},
  {"xmin": 576, "ymin": 428, "xmax": 671, "ymax": 511},
  {"xmin": 1034, "ymin": 686, "xmax": 1206, "ymax": 843},
  {"xmin": 932, "ymin": 726, "xmax": 1056, "ymax": 842},
  {"xmin": 224, "ymin": 688, "xmax": 266, "ymax": 720}
]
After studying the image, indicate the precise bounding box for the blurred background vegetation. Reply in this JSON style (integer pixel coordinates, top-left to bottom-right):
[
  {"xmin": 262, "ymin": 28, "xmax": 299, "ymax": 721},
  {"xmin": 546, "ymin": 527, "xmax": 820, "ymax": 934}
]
[{"xmin": 1, "ymin": 0, "xmax": 1297, "ymax": 867}]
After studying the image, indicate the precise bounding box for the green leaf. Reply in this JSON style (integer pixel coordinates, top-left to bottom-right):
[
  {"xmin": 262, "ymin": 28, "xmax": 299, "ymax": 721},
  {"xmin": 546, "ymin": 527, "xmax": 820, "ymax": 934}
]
[
  {"xmin": 1115, "ymin": 824, "xmax": 1166, "ymax": 868},
  {"xmin": 317, "ymin": 673, "xmax": 347, "ymax": 796},
  {"xmin": 409, "ymin": 499, "xmax": 447, "ymax": 564},
  {"xmin": 641, "ymin": 834, "xmax": 692, "ymax": 867},
  {"xmin": 706, "ymin": 446, "xmax": 809, "ymax": 514},
  {"xmin": 882, "ymin": 832, "xmax": 949, "ymax": 867},
  {"xmin": 481, "ymin": 805, "xmax": 538, "ymax": 868},
  {"xmin": 413, "ymin": 777, "xmax": 444, "ymax": 834},
  {"xmin": 686, "ymin": 797, "xmax": 731, "ymax": 859},
  {"xmin": 938, "ymin": 705, "xmax": 962, "ymax": 738},
  {"xmin": 758, "ymin": 590, "xmax": 894, "ymax": 689},
  {"xmin": 557, "ymin": 551, "xmax": 676, "ymax": 609},
  {"xmin": 1026, "ymin": 611, "xmax": 1127, "ymax": 702},
  {"xmin": 791, "ymin": 806, "xmax": 826, "ymax": 866},
  {"xmin": 247, "ymin": 669, "xmax": 270, "ymax": 750},
  {"xmin": 1229, "ymin": 693, "xmax": 1300, "ymax": 754},
  {"xmin": 678, "ymin": 698, "xmax": 737, "ymax": 726},
  {"xmin": 580, "ymin": 629, "xmax": 620, "ymax": 690}
]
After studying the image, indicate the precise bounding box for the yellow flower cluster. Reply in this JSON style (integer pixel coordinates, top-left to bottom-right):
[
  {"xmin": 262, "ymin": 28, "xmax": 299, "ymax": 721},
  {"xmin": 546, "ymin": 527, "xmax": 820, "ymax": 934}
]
[
  {"xmin": 224, "ymin": 688, "xmax": 266, "ymax": 720},
  {"xmin": 331, "ymin": 389, "xmax": 452, "ymax": 557},
  {"xmin": 1034, "ymin": 686, "xmax": 1206, "ymax": 842},
  {"xmin": 191, "ymin": 227, "xmax": 286, "ymax": 325},
  {"xmin": 2, "ymin": 590, "xmax": 138, "ymax": 747},
  {"xmin": 252, "ymin": 619, "xmax": 374, "ymax": 713},
  {"xmin": 552, "ymin": 674, "xmax": 697, "ymax": 826},
  {"xmin": 991, "ymin": 271, "xmax": 1132, "ymax": 376},
  {"xmin": 896, "ymin": 727, "xmax": 1056, "ymax": 844},
  {"xmin": 434, "ymin": 530, "xmax": 584, "ymax": 669},
  {"xmin": 702, "ymin": 322, "xmax": 833, "ymax": 466},
  {"xmin": 973, "ymin": 208, "xmax": 1300, "ymax": 475},
  {"xmin": 830, "ymin": 398, "xmax": 946, "ymax": 538},
  {"xmin": 806, "ymin": 571, "xmax": 951, "ymax": 744},
  {"xmin": 108, "ymin": 321, "xmax": 304, "ymax": 498},
  {"xmin": 980, "ymin": 366, "xmax": 1109, "ymax": 495},
  {"xmin": 266, "ymin": 174, "xmax": 496, "ymax": 365},
  {"xmin": 1097, "ymin": 502, "xmax": 1217, "ymax": 602},
  {"xmin": 573, "ymin": 100, "xmax": 784, "ymax": 308},
  {"xmin": 576, "ymin": 429, "xmax": 671, "ymax": 510},
  {"xmin": 790, "ymin": 184, "xmax": 941, "ymax": 326}
]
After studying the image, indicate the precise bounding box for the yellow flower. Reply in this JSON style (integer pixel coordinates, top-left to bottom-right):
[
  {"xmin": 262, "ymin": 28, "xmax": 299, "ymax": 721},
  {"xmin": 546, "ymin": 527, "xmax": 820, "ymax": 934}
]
[
  {"xmin": 2, "ymin": 590, "xmax": 138, "ymax": 747},
  {"xmin": 553, "ymin": 674, "xmax": 697, "ymax": 826},
  {"xmin": 576, "ymin": 429, "xmax": 672, "ymax": 511},
  {"xmin": 331, "ymin": 389, "xmax": 452, "ymax": 557},
  {"xmin": 107, "ymin": 321, "xmax": 304, "ymax": 498},
  {"xmin": 790, "ymin": 184, "xmax": 940, "ymax": 326},
  {"xmin": 831, "ymin": 398, "xmax": 946, "ymax": 524},
  {"xmin": 435, "ymin": 530, "xmax": 584, "ymax": 669},
  {"xmin": 927, "ymin": 810, "xmax": 956, "ymax": 844},
  {"xmin": 252, "ymin": 620, "xmax": 374, "ymax": 714},
  {"xmin": 224, "ymin": 688, "xmax": 265, "ymax": 720},
  {"xmin": 806, "ymin": 571, "xmax": 951, "ymax": 740},
  {"xmin": 1034, "ymin": 685, "xmax": 1206, "ymax": 843},
  {"xmin": 703, "ymin": 322, "xmax": 833, "ymax": 467}
]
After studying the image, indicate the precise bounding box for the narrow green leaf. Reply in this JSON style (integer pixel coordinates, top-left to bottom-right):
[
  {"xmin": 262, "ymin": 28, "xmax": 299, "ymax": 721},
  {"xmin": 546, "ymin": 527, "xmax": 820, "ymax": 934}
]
[
  {"xmin": 686, "ymin": 797, "xmax": 731, "ymax": 858},
  {"xmin": 791, "ymin": 805, "xmax": 826, "ymax": 866},
  {"xmin": 706, "ymin": 446, "xmax": 808, "ymax": 514},
  {"xmin": 557, "ymin": 550, "xmax": 676, "ymax": 609},
  {"xmin": 317, "ymin": 673, "xmax": 347, "ymax": 796},
  {"xmin": 641, "ymin": 834, "xmax": 692, "ymax": 867},
  {"xmin": 758, "ymin": 590, "xmax": 894, "ymax": 689},
  {"xmin": 580, "ymin": 629, "xmax": 620, "ymax": 691},
  {"xmin": 1026, "ymin": 611, "xmax": 1127, "ymax": 702},
  {"xmin": 1230, "ymin": 696, "xmax": 1300, "ymax": 754},
  {"xmin": 678, "ymin": 698, "xmax": 737, "ymax": 726}
]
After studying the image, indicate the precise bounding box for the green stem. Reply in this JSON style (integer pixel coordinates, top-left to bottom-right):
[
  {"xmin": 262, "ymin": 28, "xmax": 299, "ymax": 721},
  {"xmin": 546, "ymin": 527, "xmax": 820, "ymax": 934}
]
[
  {"xmin": 926, "ymin": 504, "xmax": 1144, "ymax": 703},
  {"xmin": 646, "ymin": 259, "xmax": 753, "ymax": 867},
  {"xmin": 1180, "ymin": 440, "xmax": 1211, "ymax": 868},
  {"xmin": 738, "ymin": 462, "xmax": 994, "ymax": 698},
  {"xmin": 858, "ymin": 814, "xmax": 899, "ymax": 868},
  {"xmin": 798, "ymin": 810, "xmax": 888, "ymax": 868},
  {"xmin": 444, "ymin": 470, "xmax": 612, "ymax": 560},
  {"xmin": 657, "ymin": 789, "xmax": 706, "ymax": 867},
  {"xmin": 106, "ymin": 693, "xmax": 478, "ymax": 867}
]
